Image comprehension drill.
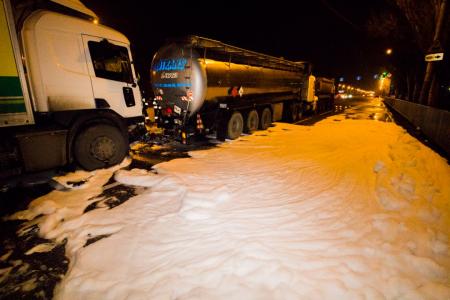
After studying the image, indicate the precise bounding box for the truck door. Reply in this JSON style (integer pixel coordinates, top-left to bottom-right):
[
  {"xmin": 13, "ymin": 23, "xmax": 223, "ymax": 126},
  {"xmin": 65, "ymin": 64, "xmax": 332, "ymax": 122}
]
[
  {"xmin": 82, "ymin": 35, "xmax": 141, "ymax": 118},
  {"xmin": 0, "ymin": 0, "xmax": 34, "ymax": 127}
]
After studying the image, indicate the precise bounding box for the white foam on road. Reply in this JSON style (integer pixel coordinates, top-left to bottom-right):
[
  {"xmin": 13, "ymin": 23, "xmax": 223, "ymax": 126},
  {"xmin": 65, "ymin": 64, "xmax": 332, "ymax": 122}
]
[{"xmin": 10, "ymin": 116, "xmax": 450, "ymax": 299}]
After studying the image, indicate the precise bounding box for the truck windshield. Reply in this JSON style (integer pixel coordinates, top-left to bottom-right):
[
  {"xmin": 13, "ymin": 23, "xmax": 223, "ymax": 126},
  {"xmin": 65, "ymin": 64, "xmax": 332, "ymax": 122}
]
[{"xmin": 88, "ymin": 40, "xmax": 133, "ymax": 84}]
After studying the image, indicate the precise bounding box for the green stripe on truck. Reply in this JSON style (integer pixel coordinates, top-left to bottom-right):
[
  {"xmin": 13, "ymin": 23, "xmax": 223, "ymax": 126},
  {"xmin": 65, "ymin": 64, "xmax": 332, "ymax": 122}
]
[
  {"xmin": 0, "ymin": 76, "xmax": 24, "ymax": 97},
  {"xmin": 0, "ymin": 98, "xmax": 26, "ymax": 113},
  {"xmin": 0, "ymin": 76, "xmax": 26, "ymax": 113}
]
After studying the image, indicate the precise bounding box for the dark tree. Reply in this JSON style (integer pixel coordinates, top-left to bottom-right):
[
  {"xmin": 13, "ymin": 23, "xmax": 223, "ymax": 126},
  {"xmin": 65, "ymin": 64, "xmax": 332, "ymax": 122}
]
[
  {"xmin": 394, "ymin": 0, "xmax": 448, "ymax": 106},
  {"xmin": 366, "ymin": 0, "xmax": 449, "ymax": 107}
]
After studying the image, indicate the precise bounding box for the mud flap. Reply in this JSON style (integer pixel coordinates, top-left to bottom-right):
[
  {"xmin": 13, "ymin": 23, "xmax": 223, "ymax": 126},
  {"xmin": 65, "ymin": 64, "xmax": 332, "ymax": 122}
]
[{"xmin": 216, "ymin": 109, "xmax": 229, "ymax": 141}]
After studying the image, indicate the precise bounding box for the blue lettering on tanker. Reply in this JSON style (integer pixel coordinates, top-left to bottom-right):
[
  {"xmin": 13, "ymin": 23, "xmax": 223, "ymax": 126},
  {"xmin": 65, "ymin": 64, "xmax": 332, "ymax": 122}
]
[
  {"xmin": 153, "ymin": 83, "xmax": 192, "ymax": 88},
  {"xmin": 153, "ymin": 58, "xmax": 187, "ymax": 72}
]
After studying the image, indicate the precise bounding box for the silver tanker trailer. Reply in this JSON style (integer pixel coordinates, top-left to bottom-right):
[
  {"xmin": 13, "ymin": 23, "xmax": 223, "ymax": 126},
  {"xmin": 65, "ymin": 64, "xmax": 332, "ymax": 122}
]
[{"xmin": 150, "ymin": 36, "xmax": 332, "ymax": 142}]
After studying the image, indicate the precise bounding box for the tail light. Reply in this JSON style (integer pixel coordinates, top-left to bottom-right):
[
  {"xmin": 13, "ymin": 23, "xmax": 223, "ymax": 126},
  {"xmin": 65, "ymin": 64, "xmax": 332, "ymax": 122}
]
[{"xmin": 161, "ymin": 107, "xmax": 173, "ymax": 116}]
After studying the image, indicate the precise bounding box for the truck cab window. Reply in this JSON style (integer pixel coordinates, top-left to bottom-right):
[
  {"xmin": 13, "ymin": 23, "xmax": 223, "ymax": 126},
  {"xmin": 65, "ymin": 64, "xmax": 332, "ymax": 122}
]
[{"xmin": 88, "ymin": 40, "xmax": 133, "ymax": 84}]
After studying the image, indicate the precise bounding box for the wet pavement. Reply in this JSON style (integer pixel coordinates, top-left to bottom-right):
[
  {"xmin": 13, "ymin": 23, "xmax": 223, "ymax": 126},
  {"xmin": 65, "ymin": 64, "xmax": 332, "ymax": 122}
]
[
  {"xmin": 128, "ymin": 135, "xmax": 218, "ymax": 170},
  {"xmin": 0, "ymin": 96, "xmax": 431, "ymax": 299},
  {"xmin": 340, "ymin": 96, "xmax": 393, "ymax": 122},
  {"xmin": 289, "ymin": 96, "xmax": 392, "ymax": 128}
]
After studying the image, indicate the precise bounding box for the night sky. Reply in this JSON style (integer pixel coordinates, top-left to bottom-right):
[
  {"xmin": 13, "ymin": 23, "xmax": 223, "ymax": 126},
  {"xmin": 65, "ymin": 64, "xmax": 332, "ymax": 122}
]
[{"xmin": 81, "ymin": 0, "xmax": 391, "ymax": 92}]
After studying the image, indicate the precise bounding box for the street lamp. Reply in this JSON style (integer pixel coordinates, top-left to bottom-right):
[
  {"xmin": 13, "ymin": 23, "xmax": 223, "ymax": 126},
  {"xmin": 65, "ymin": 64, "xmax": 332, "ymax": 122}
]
[{"xmin": 386, "ymin": 48, "xmax": 392, "ymax": 55}]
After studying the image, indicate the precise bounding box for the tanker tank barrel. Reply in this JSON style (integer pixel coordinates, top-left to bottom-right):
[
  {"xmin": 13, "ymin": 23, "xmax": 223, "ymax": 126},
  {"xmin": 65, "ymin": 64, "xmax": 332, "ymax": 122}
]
[
  {"xmin": 151, "ymin": 35, "xmax": 315, "ymax": 141},
  {"xmin": 172, "ymin": 35, "xmax": 307, "ymax": 73}
]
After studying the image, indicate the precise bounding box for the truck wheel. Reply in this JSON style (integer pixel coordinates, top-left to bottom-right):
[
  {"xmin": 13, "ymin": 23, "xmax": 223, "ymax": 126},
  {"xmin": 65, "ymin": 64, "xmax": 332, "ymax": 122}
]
[
  {"xmin": 312, "ymin": 102, "xmax": 318, "ymax": 114},
  {"xmin": 74, "ymin": 124, "xmax": 128, "ymax": 170},
  {"xmin": 259, "ymin": 108, "xmax": 272, "ymax": 130},
  {"xmin": 245, "ymin": 110, "xmax": 259, "ymax": 133},
  {"xmin": 227, "ymin": 112, "xmax": 244, "ymax": 140},
  {"xmin": 290, "ymin": 103, "xmax": 304, "ymax": 122},
  {"xmin": 296, "ymin": 104, "xmax": 303, "ymax": 120}
]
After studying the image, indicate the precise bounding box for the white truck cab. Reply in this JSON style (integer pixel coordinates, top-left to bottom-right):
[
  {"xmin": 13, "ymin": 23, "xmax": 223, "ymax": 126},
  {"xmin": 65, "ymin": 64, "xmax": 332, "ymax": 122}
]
[
  {"xmin": 22, "ymin": 10, "xmax": 142, "ymax": 118},
  {"xmin": 0, "ymin": 0, "xmax": 143, "ymax": 176}
]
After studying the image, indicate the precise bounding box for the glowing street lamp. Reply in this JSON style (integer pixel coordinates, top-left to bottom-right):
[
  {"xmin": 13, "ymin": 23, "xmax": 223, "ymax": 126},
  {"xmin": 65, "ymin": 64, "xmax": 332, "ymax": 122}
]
[{"xmin": 386, "ymin": 48, "xmax": 392, "ymax": 55}]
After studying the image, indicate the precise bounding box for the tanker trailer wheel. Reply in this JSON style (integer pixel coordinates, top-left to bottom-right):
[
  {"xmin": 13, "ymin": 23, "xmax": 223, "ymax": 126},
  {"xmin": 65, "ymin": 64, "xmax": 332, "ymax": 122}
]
[
  {"xmin": 290, "ymin": 103, "xmax": 302, "ymax": 122},
  {"xmin": 259, "ymin": 107, "xmax": 272, "ymax": 130},
  {"xmin": 74, "ymin": 124, "xmax": 128, "ymax": 170},
  {"xmin": 283, "ymin": 102, "xmax": 300, "ymax": 122},
  {"xmin": 245, "ymin": 110, "xmax": 259, "ymax": 133},
  {"xmin": 296, "ymin": 104, "xmax": 303, "ymax": 120},
  {"xmin": 227, "ymin": 111, "xmax": 244, "ymax": 140}
]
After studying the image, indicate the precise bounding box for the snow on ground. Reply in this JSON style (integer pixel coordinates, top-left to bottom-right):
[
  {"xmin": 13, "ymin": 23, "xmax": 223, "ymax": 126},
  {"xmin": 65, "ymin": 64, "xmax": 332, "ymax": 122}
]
[{"xmin": 10, "ymin": 115, "xmax": 450, "ymax": 299}]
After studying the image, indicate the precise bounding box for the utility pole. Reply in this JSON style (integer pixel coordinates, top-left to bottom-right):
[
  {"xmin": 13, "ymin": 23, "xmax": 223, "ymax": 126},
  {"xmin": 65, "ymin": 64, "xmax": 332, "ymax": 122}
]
[{"xmin": 418, "ymin": 0, "xmax": 447, "ymax": 105}]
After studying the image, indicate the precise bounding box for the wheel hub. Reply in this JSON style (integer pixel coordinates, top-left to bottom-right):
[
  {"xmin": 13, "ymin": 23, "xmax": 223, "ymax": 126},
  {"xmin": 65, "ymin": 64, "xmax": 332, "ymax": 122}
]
[
  {"xmin": 232, "ymin": 119, "xmax": 240, "ymax": 131},
  {"xmin": 90, "ymin": 136, "xmax": 116, "ymax": 161}
]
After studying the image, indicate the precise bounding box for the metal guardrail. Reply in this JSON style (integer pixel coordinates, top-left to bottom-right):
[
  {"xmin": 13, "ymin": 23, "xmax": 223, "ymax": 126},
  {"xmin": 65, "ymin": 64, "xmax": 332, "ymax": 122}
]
[{"xmin": 384, "ymin": 97, "xmax": 450, "ymax": 157}]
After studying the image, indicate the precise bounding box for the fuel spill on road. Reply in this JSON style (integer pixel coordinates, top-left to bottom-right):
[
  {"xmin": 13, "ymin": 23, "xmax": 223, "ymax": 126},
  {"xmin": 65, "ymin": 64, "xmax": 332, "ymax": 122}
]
[{"xmin": 3, "ymin": 106, "xmax": 449, "ymax": 299}]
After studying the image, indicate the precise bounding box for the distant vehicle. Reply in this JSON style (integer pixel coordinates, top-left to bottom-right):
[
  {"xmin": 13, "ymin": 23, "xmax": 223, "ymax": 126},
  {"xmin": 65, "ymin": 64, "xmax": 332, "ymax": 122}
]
[
  {"xmin": 0, "ymin": 0, "xmax": 143, "ymax": 178},
  {"xmin": 336, "ymin": 93, "xmax": 353, "ymax": 100},
  {"xmin": 150, "ymin": 36, "xmax": 334, "ymax": 143},
  {"xmin": 302, "ymin": 75, "xmax": 335, "ymax": 113}
]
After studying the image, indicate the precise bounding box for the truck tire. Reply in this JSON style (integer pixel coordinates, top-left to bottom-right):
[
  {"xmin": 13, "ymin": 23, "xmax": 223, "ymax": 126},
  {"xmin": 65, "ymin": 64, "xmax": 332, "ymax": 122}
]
[
  {"xmin": 293, "ymin": 104, "xmax": 299, "ymax": 122},
  {"xmin": 329, "ymin": 97, "xmax": 335, "ymax": 111},
  {"xmin": 259, "ymin": 108, "xmax": 272, "ymax": 130},
  {"xmin": 245, "ymin": 110, "xmax": 259, "ymax": 133},
  {"xmin": 298, "ymin": 103, "xmax": 304, "ymax": 120},
  {"xmin": 286, "ymin": 103, "xmax": 302, "ymax": 122},
  {"xmin": 74, "ymin": 124, "xmax": 128, "ymax": 170},
  {"xmin": 227, "ymin": 112, "xmax": 244, "ymax": 140},
  {"xmin": 312, "ymin": 102, "xmax": 318, "ymax": 114}
]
